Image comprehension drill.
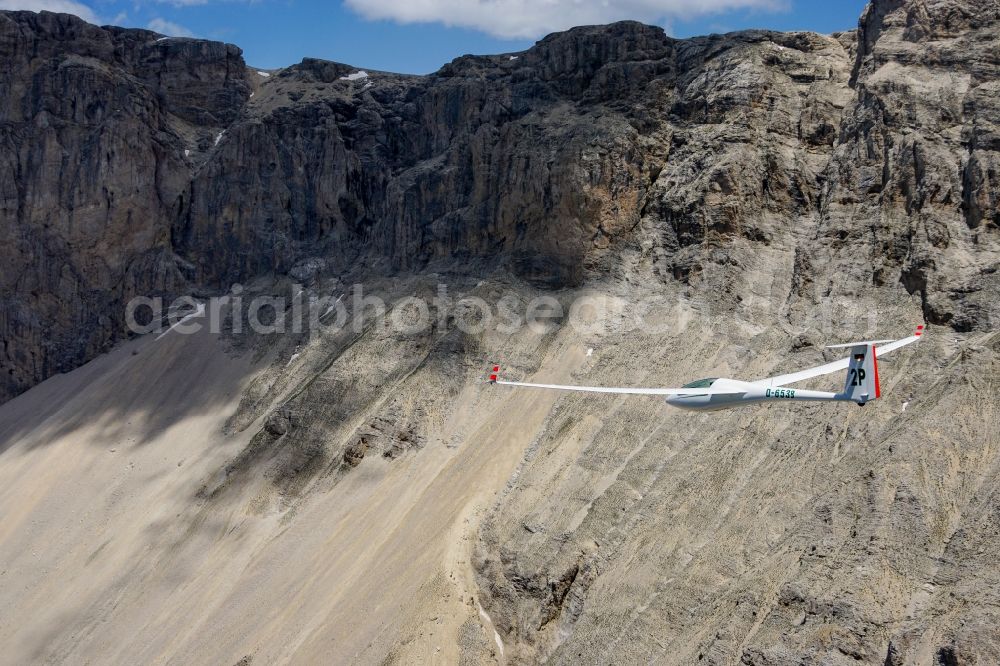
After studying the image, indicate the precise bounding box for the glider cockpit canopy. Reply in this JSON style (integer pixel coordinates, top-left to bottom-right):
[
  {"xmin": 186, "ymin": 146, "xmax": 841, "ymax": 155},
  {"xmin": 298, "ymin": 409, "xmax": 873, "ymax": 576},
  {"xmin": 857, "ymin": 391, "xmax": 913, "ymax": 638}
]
[{"xmin": 681, "ymin": 378, "xmax": 718, "ymax": 389}]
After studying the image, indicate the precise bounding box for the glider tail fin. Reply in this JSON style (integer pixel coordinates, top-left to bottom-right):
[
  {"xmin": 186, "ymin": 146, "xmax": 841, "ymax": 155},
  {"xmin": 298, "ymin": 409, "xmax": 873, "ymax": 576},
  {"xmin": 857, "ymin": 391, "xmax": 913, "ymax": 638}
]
[{"xmin": 842, "ymin": 344, "xmax": 880, "ymax": 405}]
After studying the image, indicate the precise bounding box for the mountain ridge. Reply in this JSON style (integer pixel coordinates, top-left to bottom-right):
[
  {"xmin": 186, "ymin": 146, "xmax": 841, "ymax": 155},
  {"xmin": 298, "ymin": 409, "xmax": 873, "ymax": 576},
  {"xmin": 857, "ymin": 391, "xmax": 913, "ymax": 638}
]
[{"xmin": 2, "ymin": 3, "xmax": 996, "ymax": 403}]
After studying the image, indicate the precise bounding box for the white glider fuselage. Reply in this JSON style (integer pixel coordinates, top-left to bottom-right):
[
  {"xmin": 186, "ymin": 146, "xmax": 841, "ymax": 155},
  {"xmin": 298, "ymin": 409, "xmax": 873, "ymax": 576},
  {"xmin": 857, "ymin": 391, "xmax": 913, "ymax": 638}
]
[{"xmin": 663, "ymin": 378, "xmax": 851, "ymax": 412}]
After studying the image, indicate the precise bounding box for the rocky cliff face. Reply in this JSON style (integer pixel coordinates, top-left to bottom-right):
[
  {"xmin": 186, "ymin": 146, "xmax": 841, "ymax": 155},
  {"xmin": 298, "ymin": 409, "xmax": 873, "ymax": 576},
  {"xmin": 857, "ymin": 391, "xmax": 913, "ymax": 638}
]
[
  {"xmin": 0, "ymin": 10, "xmax": 250, "ymax": 401},
  {"xmin": 817, "ymin": 0, "xmax": 1000, "ymax": 332},
  {"xmin": 1, "ymin": 2, "xmax": 997, "ymax": 403}
]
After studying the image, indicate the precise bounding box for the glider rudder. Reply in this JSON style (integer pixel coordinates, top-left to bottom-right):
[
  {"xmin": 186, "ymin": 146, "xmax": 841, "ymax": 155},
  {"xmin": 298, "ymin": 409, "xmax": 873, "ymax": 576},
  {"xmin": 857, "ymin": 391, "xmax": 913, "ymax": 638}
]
[{"xmin": 842, "ymin": 344, "xmax": 880, "ymax": 405}]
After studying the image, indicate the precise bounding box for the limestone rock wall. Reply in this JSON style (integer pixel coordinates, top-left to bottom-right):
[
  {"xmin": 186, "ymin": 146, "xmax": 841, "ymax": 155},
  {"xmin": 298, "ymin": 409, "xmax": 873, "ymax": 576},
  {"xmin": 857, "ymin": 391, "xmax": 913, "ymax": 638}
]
[{"xmin": 0, "ymin": 2, "xmax": 997, "ymax": 409}]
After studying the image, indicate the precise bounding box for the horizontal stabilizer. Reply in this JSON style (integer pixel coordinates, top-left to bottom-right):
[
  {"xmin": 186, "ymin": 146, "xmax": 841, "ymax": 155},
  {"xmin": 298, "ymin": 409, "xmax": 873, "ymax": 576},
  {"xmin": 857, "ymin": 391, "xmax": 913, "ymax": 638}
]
[
  {"xmin": 825, "ymin": 339, "xmax": 894, "ymax": 349},
  {"xmin": 826, "ymin": 325, "xmax": 924, "ymax": 349}
]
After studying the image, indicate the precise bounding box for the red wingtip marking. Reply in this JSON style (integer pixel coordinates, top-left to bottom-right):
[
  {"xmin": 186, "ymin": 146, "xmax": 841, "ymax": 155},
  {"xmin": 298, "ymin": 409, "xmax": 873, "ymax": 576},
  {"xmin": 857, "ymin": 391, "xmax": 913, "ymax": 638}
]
[
  {"xmin": 489, "ymin": 375, "xmax": 497, "ymax": 382},
  {"xmin": 493, "ymin": 366, "xmax": 500, "ymax": 372},
  {"xmin": 872, "ymin": 344, "xmax": 881, "ymax": 399}
]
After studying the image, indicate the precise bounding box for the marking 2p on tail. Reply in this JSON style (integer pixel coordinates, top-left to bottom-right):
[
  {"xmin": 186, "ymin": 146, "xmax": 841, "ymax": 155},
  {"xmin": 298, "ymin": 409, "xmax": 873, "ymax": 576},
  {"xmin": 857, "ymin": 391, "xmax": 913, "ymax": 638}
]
[{"xmin": 842, "ymin": 344, "xmax": 880, "ymax": 405}]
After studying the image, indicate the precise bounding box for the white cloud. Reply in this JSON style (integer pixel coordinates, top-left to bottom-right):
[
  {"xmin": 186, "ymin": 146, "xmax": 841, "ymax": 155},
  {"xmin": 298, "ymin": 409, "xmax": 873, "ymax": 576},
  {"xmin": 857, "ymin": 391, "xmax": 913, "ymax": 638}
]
[
  {"xmin": 344, "ymin": 0, "xmax": 787, "ymax": 39},
  {"xmin": 0, "ymin": 0, "xmax": 98, "ymax": 23},
  {"xmin": 147, "ymin": 17, "xmax": 195, "ymax": 37}
]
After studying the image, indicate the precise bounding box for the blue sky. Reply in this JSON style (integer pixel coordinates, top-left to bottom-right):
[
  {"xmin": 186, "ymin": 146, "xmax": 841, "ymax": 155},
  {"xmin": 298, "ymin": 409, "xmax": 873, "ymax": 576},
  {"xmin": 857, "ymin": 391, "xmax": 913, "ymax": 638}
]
[{"xmin": 7, "ymin": 1, "xmax": 869, "ymax": 73}]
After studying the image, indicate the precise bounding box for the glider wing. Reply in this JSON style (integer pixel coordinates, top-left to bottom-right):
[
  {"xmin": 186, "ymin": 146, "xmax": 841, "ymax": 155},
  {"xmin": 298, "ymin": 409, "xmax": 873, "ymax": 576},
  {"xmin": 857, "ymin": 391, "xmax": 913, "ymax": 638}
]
[
  {"xmin": 752, "ymin": 325, "xmax": 923, "ymax": 388},
  {"xmin": 488, "ymin": 367, "xmax": 742, "ymax": 396}
]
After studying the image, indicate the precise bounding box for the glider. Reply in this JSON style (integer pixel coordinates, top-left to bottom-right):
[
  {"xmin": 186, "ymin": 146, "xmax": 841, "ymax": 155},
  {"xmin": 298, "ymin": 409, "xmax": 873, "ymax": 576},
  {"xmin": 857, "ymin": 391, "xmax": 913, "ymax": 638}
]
[{"xmin": 488, "ymin": 326, "xmax": 923, "ymax": 412}]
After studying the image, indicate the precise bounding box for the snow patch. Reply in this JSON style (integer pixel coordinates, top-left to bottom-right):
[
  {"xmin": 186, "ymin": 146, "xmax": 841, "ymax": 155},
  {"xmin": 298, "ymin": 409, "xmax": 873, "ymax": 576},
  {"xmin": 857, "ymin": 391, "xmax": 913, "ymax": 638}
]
[
  {"xmin": 214, "ymin": 131, "xmax": 224, "ymax": 146},
  {"xmin": 340, "ymin": 70, "xmax": 369, "ymax": 81},
  {"xmin": 509, "ymin": 55, "xmax": 519, "ymax": 60},
  {"xmin": 476, "ymin": 602, "xmax": 504, "ymax": 659},
  {"xmin": 184, "ymin": 149, "xmax": 190, "ymax": 157},
  {"xmin": 256, "ymin": 70, "xmax": 271, "ymax": 78},
  {"xmin": 322, "ymin": 294, "xmax": 344, "ymax": 318},
  {"xmin": 156, "ymin": 303, "xmax": 205, "ymax": 341}
]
